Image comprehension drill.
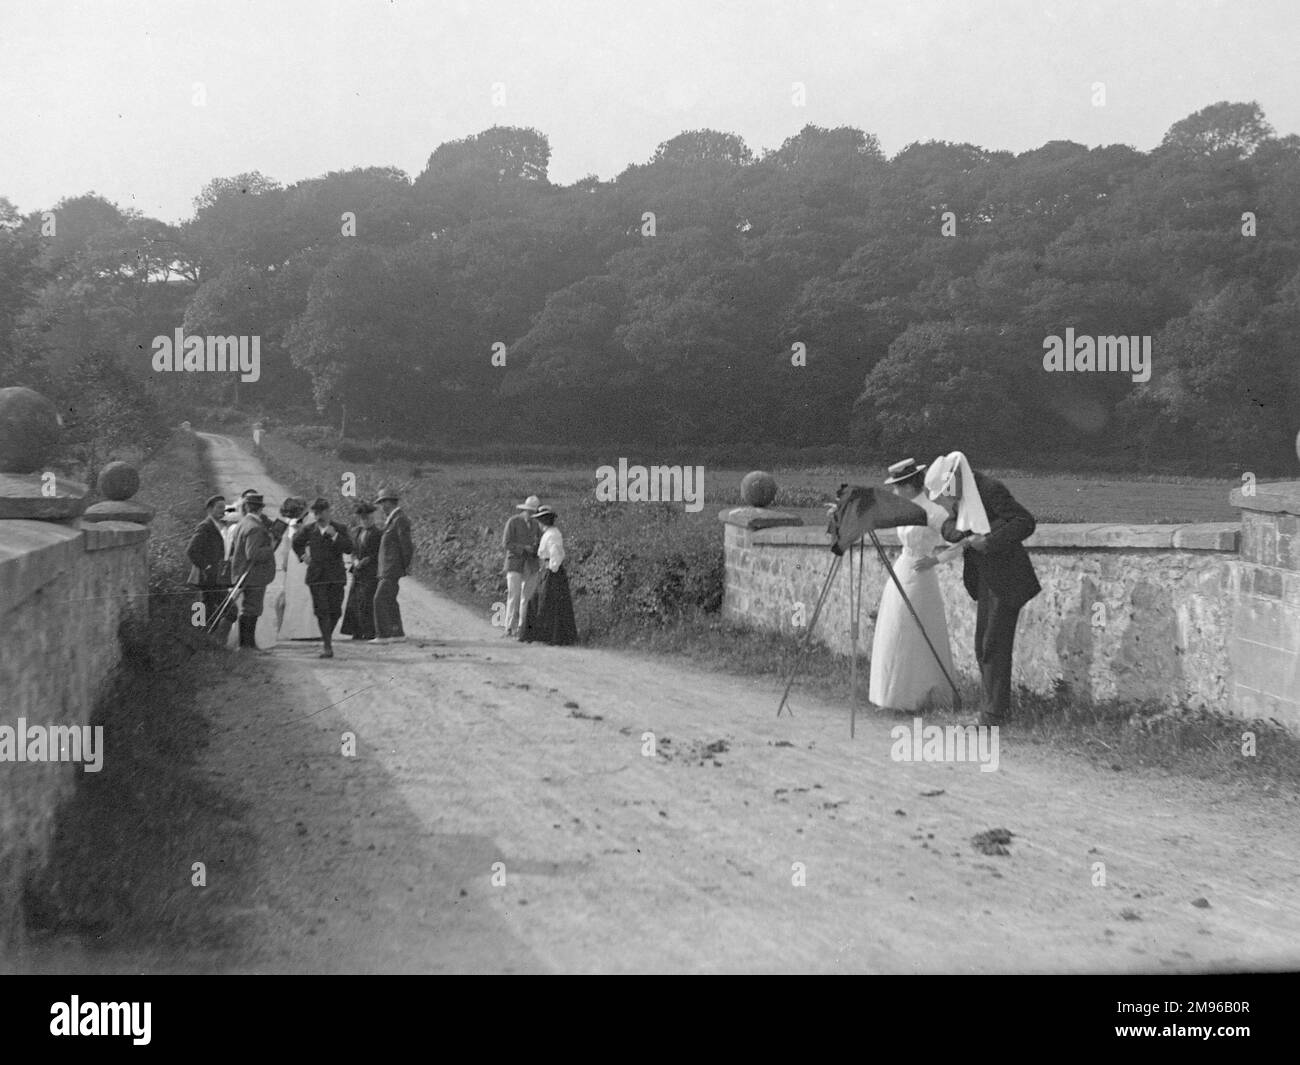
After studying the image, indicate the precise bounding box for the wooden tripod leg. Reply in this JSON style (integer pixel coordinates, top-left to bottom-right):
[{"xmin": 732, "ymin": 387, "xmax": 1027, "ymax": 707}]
[{"xmin": 776, "ymin": 554, "xmax": 842, "ymax": 717}]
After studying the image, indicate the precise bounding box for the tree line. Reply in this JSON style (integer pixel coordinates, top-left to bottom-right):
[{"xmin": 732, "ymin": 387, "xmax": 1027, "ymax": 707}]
[{"xmin": 1, "ymin": 100, "xmax": 1297, "ymax": 474}]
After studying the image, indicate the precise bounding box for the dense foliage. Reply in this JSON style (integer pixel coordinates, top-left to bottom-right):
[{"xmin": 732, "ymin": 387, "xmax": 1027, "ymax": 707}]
[{"xmin": 3, "ymin": 101, "xmax": 1298, "ymax": 474}]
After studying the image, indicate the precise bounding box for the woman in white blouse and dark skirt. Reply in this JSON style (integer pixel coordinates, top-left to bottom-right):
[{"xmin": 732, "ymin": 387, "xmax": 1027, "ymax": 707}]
[{"xmin": 520, "ymin": 506, "xmax": 578, "ymax": 645}]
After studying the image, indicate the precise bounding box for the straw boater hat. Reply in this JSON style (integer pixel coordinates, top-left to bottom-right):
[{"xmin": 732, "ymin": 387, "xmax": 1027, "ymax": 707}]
[
  {"xmin": 516, "ymin": 495, "xmax": 541, "ymax": 511},
  {"xmin": 884, "ymin": 457, "xmax": 927, "ymax": 486},
  {"xmin": 533, "ymin": 505, "xmax": 557, "ymax": 519}
]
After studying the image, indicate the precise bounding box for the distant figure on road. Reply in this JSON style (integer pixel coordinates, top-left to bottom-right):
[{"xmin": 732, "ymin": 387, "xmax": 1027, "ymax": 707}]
[
  {"xmin": 292, "ymin": 497, "xmax": 354, "ymax": 658},
  {"xmin": 187, "ymin": 493, "xmax": 234, "ymax": 641},
  {"xmin": 926, "ymin": 451, "xmax": 1041, "ymax": 726},
  {"xmin": 341, "ymin": 501, "xmax": 381, "ymax": 641},
  {"xmin": 502, "ymin": 494, "xmax": 541, "ymax": 637},
  {"xmin": 229, "ymin": 492, "xmax": 278, "ymax": 654},
  {"xmin": 374, "ymin": 487, "xmax": 414, "ymax": 643},
  {"xmin": 276, "ymin": 497, "xmax": 316, "ymax": 640},
  {"xmin": 520, "ymin": 506, "xmax": 577, "ymax": 646}
]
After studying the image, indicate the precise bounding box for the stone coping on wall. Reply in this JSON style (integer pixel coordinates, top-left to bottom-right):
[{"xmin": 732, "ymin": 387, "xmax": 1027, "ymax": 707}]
[
  {"xmin": 719, "ymin": 508, "xmax": 1241, "ymax": 552},
  {"xmin": 0, "ymin": 519, "xmax": 150, "ymax": 610},
  {"xmin": 78, "ymin": 520, "xmax": 150, "ymax": 551},
  {"xmin": 1229, "ymin": 480, "xmax": 1300, "ymax": 515}
]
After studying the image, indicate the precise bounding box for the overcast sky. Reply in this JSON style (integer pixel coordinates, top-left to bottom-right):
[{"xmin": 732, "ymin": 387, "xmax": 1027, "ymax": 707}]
[{"xmin": 2, "ymin": 0, "xmax": 1297, "ymax": 224}]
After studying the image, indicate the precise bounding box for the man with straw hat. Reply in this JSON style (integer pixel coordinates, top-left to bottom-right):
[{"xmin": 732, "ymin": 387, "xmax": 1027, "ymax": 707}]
[{"xmin": 502, "ymin": 494, "xmax": 542, "ymax": 637}]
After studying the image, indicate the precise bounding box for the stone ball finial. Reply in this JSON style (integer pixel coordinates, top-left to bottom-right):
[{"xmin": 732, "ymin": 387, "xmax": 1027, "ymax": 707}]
[
  {"xmin": 0, "ymin": 386, "xmax": 61, "ymax": 474},
  {"xmin": 741, "ymin": 470, "xmax": 778, "ymax": 508},
  {"xmin": 97, "ymin": 460, "xmax": 140, "ymax": 501}
]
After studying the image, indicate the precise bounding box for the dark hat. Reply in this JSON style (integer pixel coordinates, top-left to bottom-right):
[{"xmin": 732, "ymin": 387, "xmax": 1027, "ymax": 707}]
[
  {"xmin": 354, "ymin": 501, "xmax": 377, "ymax": 515},
  {"xmin": 374, "ymin": 486, "xmax": 399, "ymax": 503},
  {"xmin": 884, "ymin": 457, "xmax": 927, "ymax": 486},
  {"xmin": 204, "ymin": 494, "xmax": 225, "ymax": 509},
  {"xmin": 534, "ymin": 505, "xmax": 557, "ymax": 518},
  {"xmin": 309, "ymin": 496, "xmax": 332, "ymax": 513},
  {"xmin": 243, "ymin": 493, "xmax": 265, "ymax": 506}
]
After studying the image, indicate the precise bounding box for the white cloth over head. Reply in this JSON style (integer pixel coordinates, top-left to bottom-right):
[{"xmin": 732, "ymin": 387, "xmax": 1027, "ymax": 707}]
[{"xmin": 924, "ymin": 451, "xmax": 991, "ymax": 535}]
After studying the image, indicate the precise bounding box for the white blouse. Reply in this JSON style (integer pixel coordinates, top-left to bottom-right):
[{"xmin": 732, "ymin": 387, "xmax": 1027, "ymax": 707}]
[
  {"xmin": 538, "ymin": 526, "xmax": 565, "ymax": 572},
  {"xmin": 899, "ymin": 496, "xmax": 965, "ymax": 564}
]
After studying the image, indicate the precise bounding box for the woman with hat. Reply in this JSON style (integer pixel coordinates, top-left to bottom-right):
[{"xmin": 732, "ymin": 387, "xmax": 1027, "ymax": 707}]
[
  {"xmin": 341, "ymin": 500, "xmax": 382, "ymax": 641},
  {"xmin": 519, "ymin": 506, "xmax": 578, "ymax": 646},
  {"xmin": 868, "ymin": 458, "xmax": 967, "ymax": 712},
  {"xmin": 275, "ymin": 496, "xmax": 317, "ymax": 641}
]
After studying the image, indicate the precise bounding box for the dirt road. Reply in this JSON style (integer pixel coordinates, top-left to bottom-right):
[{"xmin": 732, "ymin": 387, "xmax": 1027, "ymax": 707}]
[{"xmin": 182, "ymin": 433, "xmax": 1300, "ymax": 973}]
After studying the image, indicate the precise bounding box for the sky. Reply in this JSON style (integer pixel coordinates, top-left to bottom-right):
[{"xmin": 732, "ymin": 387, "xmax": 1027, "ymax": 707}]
[{"xmin": 2, "ymin": 0, "xmax": 1298, "ymax": 224}]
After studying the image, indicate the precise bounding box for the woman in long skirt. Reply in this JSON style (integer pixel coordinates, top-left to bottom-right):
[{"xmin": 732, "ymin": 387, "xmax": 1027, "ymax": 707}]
[
  {"xmin": 869, "ymin": 459, "xmax": 967, "ymax": 712},
  {"xmin": 276, "ymin": 497, "xmax": 319, "ymax": 640},
  {"xmin": 520, "ymin": 506, "xmax": 578, "ymax": 646}
]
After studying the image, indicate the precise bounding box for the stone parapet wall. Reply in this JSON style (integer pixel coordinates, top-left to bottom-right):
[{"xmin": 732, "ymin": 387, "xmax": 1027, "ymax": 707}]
[
  {"xmin": 719, "ymin": 502, "xmax": 1299, "ymax": 730},
  {"xmin": 0, "ymin": 518, "xmax": 150, "ymax": 952},
  {"xmin": 1228, "ymin": 482, "xmax": 1300, "ymax": 725}
]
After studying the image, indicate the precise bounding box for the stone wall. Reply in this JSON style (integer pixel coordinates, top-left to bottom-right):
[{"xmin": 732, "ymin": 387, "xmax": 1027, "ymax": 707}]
[
  {"xmin": 718, "ymin": 499, "xmax": 1300, "ymax": 729},
  {"xmin": 1228, "ymin": 481, "xmax": 1300, "ymax": 725},
  {"xmin": 0, "ymin": 519, "xmax": 150, "ymax": 952}
]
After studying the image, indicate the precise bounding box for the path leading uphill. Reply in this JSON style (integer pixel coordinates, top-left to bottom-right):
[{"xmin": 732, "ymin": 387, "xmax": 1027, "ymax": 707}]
[{"xmin": 147, "ymin": 435, "xmax": 1300, "ymax": 971}]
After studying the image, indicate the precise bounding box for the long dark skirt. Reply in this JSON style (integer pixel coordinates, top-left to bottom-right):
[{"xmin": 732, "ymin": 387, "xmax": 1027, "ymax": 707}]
[
  {"xmin": 520, "ymin": 565, "xmax": 577, "ymax": 646},
  {"xmin": 341, "ymin": 577, "xmax": 377, "ymax": 638}
]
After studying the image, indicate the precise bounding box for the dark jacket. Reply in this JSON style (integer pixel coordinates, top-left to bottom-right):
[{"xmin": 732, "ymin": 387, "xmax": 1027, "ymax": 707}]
[
  {"xmin": 941, "ymin": 471, "xmax": 1042, "ymax": 609},
  {"xmin": 230, "ymin": 513, "xmax": 277, "ymax": 589},
  {"xmin": 291, "ymin": 520, "xmax": 355, "ymax": 586},
  {"xmin": 377, "ymin": 507, "xmax": 414, "ymax": 579},
  {"xmin": 186, "ymin": 516, "xmax": 228, "ymax": 587},
  {"xmin": 502, "ymin": 513, "xmax": 540, "ymax": 574},
  {"xmin": 349, "ymin": 524, "xmax": 382, "ymax": 582}
]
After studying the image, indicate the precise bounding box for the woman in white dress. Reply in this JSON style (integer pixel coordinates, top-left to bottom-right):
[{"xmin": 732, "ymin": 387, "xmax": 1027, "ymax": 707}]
[
  {"xmin": 275, "ymin": 497, "xmax": 318, "ymax": 641},
  {"xmin": 868, "ymin": 458, "xmax": 967, "ymax": 712}
]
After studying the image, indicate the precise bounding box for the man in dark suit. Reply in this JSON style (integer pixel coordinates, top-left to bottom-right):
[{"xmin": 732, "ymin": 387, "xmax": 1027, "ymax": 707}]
[
  {"xmin": 187, "ymin": 494, "xmax": 233, "ymax": 640},
  {"xmin": 373, "ymin": 487, "xmax": 414, "ymax": 643},
  {"xmin": 291, "ymin": 497, "xmax": 355, "ymax": 658},
  {"xmin": 341, "ymin": 501, "xmax": 382, "ymax": 641},
  {"xmin": 229, "ymin": 492, "xmax": 278, "ymax": 653},
  {"xmin": 929, "ymin": 455, "xmax": 1041, "ymax": 725}
]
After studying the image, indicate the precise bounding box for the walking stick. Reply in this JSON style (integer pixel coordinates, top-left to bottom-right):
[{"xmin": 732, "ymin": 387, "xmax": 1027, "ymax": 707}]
[
  {"xmin": 776, "ymin": 553, "xmax": 842, "ymax": 717},
  {"xmin": 867, "ymin": 530, "xmax": 962, "ymax": 709},
  {"xmin": 207, "ymin": 570, "xmax": 247, "ymax": 635}
]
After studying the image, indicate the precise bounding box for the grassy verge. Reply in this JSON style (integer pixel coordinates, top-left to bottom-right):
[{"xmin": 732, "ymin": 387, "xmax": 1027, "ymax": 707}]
[{"xmin": 20, "ymin": 430, "xmax": 258, "ymax": 969}]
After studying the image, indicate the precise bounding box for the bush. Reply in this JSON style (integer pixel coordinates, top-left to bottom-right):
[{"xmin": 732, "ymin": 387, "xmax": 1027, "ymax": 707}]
[{"xmin": 280, "ymin": 424, "xmax": 338, "ymax": 450}]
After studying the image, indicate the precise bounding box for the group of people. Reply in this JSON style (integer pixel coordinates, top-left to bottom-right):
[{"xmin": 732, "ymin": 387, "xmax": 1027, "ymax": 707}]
[
  {"xmin": 501, "ymin": 494, "xmax": 577, "ymax": 645},
  {"xmin": 185, "ymin": 486, "xmax": 415, "ymax": 656},
  {"xmin": 867, "ymin": 451, "xmax": 1041, "ymax": 726},
  {"xmin": 186, "ymin": 483, "xmax": 580, "ymax": 653}
]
